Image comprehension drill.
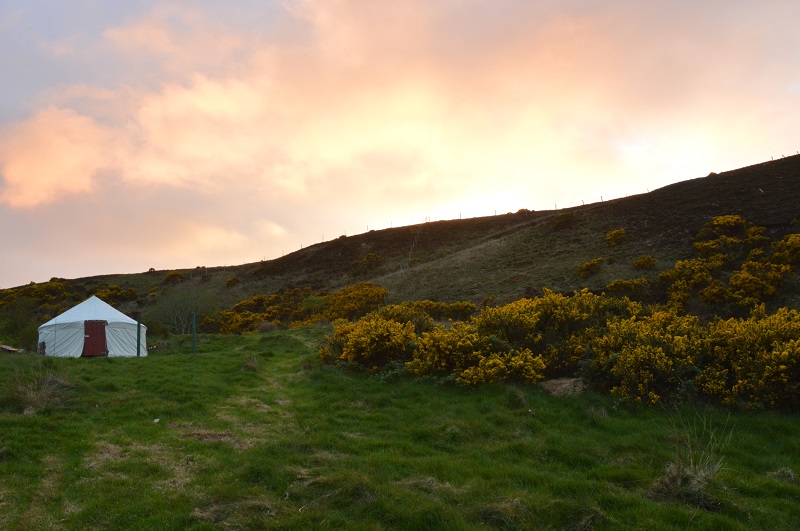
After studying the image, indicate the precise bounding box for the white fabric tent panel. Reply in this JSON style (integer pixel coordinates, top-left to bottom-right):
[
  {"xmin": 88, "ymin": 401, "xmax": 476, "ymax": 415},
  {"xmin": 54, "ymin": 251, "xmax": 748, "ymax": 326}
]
[
  {"xmin": 107, "ymin": 322, "xmax": 148, "ymax": 357},
  {"xmin": 37, "ymin": 321, "xmax": 84, "ymax": 358}
]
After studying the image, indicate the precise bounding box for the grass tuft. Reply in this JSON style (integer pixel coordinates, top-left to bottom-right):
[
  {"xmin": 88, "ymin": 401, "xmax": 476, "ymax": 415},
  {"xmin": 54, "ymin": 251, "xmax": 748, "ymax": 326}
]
[
  {"xmin": 478, "ymin": 497, "xmax": 532, "ymax": 528},
  {"xmin": 575, "ymin": 506, "xmax": 606, "ymax": 530},
  {"xmin": 9, "ymin": 369, "xmax": 72, "ymax": 415},
  {"xmin": 506, "ymin": 387, "xmax": 528, "ymax": 409},
  {"xmin": 648, "ymin": 412, "xmax": 731, "ymax": 510},
  {"xmin": 241, "ymin": 353, "xmax": 259, "ymax": 372}
]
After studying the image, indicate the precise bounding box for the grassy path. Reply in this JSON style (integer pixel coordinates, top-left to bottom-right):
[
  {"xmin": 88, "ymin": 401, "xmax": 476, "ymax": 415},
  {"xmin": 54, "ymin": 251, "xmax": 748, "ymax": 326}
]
[{"xmin": 1, "ymin": 327, "xmax": 798, "ymax": 529}]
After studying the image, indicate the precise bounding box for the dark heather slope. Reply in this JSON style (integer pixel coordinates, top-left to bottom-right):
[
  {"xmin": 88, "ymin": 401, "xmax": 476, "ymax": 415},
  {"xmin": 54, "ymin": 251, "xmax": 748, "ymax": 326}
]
[{"xmin": 22, "ymin": 154, "xmax": 800, "ymax": 308}]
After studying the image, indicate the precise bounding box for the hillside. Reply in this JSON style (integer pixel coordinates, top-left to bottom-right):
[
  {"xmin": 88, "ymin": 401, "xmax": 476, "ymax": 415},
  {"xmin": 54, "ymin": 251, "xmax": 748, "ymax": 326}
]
[
  {"xmin": 209, "ymin": 154, "xmax": 800, "ymax": 305},
  {"xmin": 190, "ymin": 155, "xmax": 797, "ymax": 297},
  {"xmin": 3, "ymin": 154, "xmax": 800, "ymax": 332}
]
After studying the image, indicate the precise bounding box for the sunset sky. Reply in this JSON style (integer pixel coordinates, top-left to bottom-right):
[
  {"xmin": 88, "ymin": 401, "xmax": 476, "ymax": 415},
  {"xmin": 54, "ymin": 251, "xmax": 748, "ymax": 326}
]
[{"xmin": 2, "ymin": 1, "xmax": 799, "ymax": 288}]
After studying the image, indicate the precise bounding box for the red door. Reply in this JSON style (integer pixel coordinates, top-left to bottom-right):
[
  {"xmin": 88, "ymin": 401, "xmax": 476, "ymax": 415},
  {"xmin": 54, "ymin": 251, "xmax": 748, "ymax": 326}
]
[{"xmin": 82, "ymin": 320, "xmax": 108, "ymax": 357}]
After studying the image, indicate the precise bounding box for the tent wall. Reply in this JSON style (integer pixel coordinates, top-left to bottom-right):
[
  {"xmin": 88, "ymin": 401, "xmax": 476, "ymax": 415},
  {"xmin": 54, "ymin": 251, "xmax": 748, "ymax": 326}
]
[
  {"xmin": 38, "ymin": 320, "xmax": 148, "ymax": 358},
  {"xmin": 107, "ymin": 322, "xmax": 148, "ymax": 357},
  {"xmin": 37, "ymin": 321, "xmax": 84, "ymax": 358}
]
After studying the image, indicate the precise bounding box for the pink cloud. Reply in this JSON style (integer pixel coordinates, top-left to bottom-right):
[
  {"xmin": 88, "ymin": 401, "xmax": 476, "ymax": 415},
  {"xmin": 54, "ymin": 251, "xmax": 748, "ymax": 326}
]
[{"xmin": 0, "ymin": 107, "xmax": 123, "ymax": 207}]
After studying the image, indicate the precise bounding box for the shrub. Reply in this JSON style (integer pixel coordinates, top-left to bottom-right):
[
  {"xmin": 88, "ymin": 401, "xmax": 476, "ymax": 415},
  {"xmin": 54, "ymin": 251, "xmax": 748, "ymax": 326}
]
[
  {"xmin": 657, "ymin": 256, "xmax": 727, "ymax": 310},
  {"xmin": 473, "ymin": 298, "xmax": 542, "ymax": 351},
  {"xmin": 330, "ymin": 315, "xmax": 416, "ymax": 369},
  {"xmin": 350, "ymin": 252, "xmax": 385, "ymax": 277},
  {"xmin": 605, "ymin": 277, "xmax": 650, "ymax": 298},
  {"xmin": 473, "ymin": 289, "xmax": 640, "ymax": 378},
  {"xmin": 605, "ymin": 228, "xmax": 626, "ymax": 248},
  {"xmin": 406, "ymin": 322, "xmax": 482, "ymax": 377},
  {"xmin": 225, "ymin": 276, "xmax": 240, "ymax": 287},
  {"xmin": 698, "ymin": 307, "xmax": 800, "ymax": 408},
  {"xmin": 405, "ymin": 300, "xmax": 477, "ymax": 321},
  {"xmin": 375, "ymin": 304, "xmax": 434, "ymax": 334},
  {"xmin": 163, "ymin": 271, "xmax": 186, "ymax": 284},
  {"xmin": 692, "ymin": 215, "xmax": 766, "ymax": 261},
  {"xmin": 93, "ymin": 285, "xmax": 137, "ymax": 304},
  {"xmin": 577, "ymin": 258, "xmax": 604, "ymax": 279},
  {"xmin": 632, "ymin": 255, "xmax": 657, "ymax": 270},
  {"xmin": 698, "ymin": 280, "xmax": 734, "ymax": 306},
  {"xmin": 772, "ymin": 233, "xmax": 800, "ymax": 267},
  {"xmin": 218, "ymin": 310, "xmax": 266, "ymax": 335},
  {"xmin": 553, "ymin": 212, "xmax": 576, "ymax": 230},
  {"xmin": 728, "ymin": 260, "xmax": 790, "ymax": 301},
  {"xmin": 592, "ymin": 310, "xmax": 704, "ymax": 404},
  {"xmin": 324, "ymin": 283, "xmax": 388, "ymax": 321},
  {"xmin": 223, "ymin": 288, "xmax": 320, "ymax": 329},
  {"xmin": 457, "ymin": 349, "xmax": 545, "ymax": 386},
  {"xmin": 319, "ymin": 319, "xmax": 355, "ymax": 364}
]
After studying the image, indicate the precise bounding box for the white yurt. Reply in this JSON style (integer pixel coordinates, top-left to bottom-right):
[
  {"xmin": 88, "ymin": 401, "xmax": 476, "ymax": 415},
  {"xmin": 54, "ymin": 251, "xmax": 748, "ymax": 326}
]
[{"xmin": 37, "ymin": 296, "xmax": 147, "ymax": 358}]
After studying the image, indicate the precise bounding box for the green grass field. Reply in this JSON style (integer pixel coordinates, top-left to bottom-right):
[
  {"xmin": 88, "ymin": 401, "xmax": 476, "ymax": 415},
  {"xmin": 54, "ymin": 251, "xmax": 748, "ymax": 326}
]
[{"xmin": 1, "ymin": 327, "xmax": 798, "ymax": 529}]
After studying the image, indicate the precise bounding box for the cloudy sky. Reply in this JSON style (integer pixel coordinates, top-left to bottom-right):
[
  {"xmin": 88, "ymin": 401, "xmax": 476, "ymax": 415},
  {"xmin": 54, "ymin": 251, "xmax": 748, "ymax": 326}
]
[{"xmin": 1, "ymin": 1, "xmax": 799, "ymax": 288}]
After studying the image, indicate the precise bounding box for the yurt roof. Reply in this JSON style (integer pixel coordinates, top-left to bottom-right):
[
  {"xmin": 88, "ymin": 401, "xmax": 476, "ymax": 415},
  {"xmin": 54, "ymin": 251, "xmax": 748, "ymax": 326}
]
[{"xmin": 39, "ymin": 296, "xmax": 138, "ymax": 328}]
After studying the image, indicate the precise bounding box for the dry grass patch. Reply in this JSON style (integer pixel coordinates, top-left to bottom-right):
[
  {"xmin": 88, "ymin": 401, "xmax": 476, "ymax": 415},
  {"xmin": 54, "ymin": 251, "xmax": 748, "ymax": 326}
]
[
  {"xmin": 10, "ymin": 369, "xmax": 72, "ymax": 415},
  {"xmin": 181, "ymin": 429, "xmax": 258, "ymax": 451},
  {"xmin": 539, "ymin": 377, "xmax": 588, "ymax": 397},
  {"xmin": 398, "ymin": 475, "xmax": 464, "ymax": 496},
  {"xmin": 192, "ymin": 497, "xmax": 277, "ymax": 528},
  {"xmin": 211, "ymin": 398, "xmax": 293, "ymax": 441},
  {"xmin": 83, "ymin": 441, "xmax": 129, "ymax": 470},
  {"xmin": 129, "ymin": 442, "xmax": 200, "ymax": 492},
  {"xmin": 287, "ymin": 467, "xmax": 375, "ymax": 511},
  {"xmin": 228, "ymin": 396, "xmax": 272, "ymax": 412}
]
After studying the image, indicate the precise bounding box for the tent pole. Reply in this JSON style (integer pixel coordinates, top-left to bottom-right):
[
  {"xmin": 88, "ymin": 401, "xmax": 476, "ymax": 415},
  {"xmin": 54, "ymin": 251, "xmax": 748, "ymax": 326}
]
[{"xmin": 136, "ymin": 321, "xmax": 141, "ymax": 357}]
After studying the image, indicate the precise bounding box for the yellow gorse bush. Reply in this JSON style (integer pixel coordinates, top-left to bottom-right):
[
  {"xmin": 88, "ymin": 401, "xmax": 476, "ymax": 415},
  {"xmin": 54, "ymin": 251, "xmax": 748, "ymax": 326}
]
[
  {"xmin": 457, "ymin": 349, "xmax": 546, "ymax": 386},
  {"xmin": 406, "ymin": 322, "xmax": 482, "ymax": 377},
  {"xmin": 605, "ymin": 228, "xmax": 627, "ymax": 248},
  {"xmin": 312, "ymin": 213, "xmax": 800, "ymax": 408},
  {"xmin": 698, "ymin": 307, "xmax": 800, "ymax": 408},
  {"xmin": 772, "ymin": 233, "xmax": 800, "ymax": 267},
  {"xmin": 320, "ymin": 316, "xmax": 416, "ymax": 369},
  {"xmin": 593, "ymin": 310, "xmax": 702, "ymax": 404}
]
